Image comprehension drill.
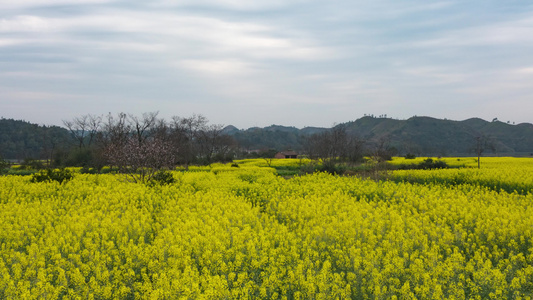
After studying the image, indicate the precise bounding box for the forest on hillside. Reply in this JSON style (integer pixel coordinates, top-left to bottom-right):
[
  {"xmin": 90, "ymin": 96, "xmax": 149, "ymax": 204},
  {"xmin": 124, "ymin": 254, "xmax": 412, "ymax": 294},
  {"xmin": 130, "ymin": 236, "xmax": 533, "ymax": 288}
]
[{"xmin": 2, "ymin": 115, "xmax": 533, "ymax": 165}]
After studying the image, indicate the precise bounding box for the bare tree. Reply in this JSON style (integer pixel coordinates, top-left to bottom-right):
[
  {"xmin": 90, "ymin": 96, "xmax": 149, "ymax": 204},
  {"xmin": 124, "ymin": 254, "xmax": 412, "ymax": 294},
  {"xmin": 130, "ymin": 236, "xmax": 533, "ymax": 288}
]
[
  {"xmin": 473, "ymin": 135, "xmax": 495, "ymax": 169},
  {"xmin": 168, "ymin": 115, "xmax": 207, "ymax": 168},
  {"xmin": 86, "ymin": 114, "xmax": 102, "ymax": 147},
  {"xmin": 63, "ymin": 115, "xmax": 88, "ymax": 148},
  {"xmin": 196, "ymin": 124, "xmax": 224, "ymax": 165},
  {"xmin": 210, "ymin": 130, "xmax": 237, "ymax": 162},
  {"xmin": 306, "ymin": 126, "xmax": 364, "ymax": 172},
  {"xmin": 179, "ymin": 114, "xmax": 208, "ymax": 137},
  {"xmin": 62, "ymin": 114, "xmax": 102, "ymax": 148},
  {"xmin": 99, "ymin": 112, "xmax": 130, "ymax": 150},
  {"xmin": 128, "ymin": 112, "xmax": 159, "ymax": 145},
  {"xmin": 370, "ymin": 136, "xmax": 396, "ymax": 162}
]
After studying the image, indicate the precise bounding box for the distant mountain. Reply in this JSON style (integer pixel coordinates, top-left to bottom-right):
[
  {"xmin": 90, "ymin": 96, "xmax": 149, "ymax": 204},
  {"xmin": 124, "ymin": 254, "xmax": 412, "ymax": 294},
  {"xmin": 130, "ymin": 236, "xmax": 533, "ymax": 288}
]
[
  {"xmin": 2, "ymin": 116, "xmax": 533, "ymax": 159},
  {"xmin": 460, "ymin": 118, "xmax": 533, "ymax": 153},
  {"xmin": 228, "ymin": 116, "xmax": 533, "ymax": 156},
  {"xmin": 264, "ymin": 125, "xmax": 299, "ymax": 133},
  {"xmin": 221, "ymin": 125, "xmax": 239, "ymax": 135},
  {"xmin": 341, "ymin": 116, "xmax": 533, "ymax": 155},
  {"xmin": 300, "ymin": 127, "xmax": 329, "ymax": 136},
  {"xmin": 228, "ymin": 125, "xmax": 311, "ymax": 151}
]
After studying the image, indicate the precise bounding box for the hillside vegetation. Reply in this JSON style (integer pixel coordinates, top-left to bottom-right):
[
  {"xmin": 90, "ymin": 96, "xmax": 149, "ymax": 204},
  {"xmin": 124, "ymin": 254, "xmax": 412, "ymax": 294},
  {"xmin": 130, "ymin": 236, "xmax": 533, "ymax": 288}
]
[
  {"xmin": 229, "ymin": 116, "xmax": 533, "ymax": 156},
  {"xmin": 2, "ymin": 116, "xmax": 533, "ymax": 160},
  {"xmin": 0, "ymin": 118, "xmax": 70, "ymax": 160}
]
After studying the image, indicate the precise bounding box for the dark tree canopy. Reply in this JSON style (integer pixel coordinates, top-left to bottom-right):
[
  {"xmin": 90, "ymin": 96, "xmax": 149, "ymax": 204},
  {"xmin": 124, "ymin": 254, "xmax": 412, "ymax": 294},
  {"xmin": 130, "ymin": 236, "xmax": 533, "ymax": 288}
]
[{"xmin": 0, "ymin": 118, "xmax": 70, "ymax": 161}]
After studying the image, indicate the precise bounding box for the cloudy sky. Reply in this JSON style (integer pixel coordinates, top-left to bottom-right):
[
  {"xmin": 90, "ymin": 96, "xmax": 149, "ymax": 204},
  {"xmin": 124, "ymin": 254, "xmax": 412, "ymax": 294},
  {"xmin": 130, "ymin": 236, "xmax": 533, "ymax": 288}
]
[{"xmin": 1, "ymin": 0, "xmax": 533, "ymax": 128}]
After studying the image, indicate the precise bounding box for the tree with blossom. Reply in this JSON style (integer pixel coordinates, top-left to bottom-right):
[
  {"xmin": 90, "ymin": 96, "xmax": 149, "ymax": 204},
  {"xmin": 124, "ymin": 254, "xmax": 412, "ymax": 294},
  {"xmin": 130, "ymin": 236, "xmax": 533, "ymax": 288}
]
[{"xmin": 105, "ymin": 135, "xmax": 175, "ymax": 183}]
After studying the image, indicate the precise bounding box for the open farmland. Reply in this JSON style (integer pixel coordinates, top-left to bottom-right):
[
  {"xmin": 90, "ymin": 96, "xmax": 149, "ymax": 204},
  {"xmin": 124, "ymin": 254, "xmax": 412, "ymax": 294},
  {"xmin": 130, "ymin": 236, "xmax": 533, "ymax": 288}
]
[{"xmin": 1, "ymin": 158, "xmax": 533, "ymax": 299}]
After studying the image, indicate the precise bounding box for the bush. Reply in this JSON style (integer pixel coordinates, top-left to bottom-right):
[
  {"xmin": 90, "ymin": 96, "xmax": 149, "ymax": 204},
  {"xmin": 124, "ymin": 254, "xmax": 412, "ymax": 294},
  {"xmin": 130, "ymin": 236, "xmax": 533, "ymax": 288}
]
[
  {"xmin": 405, "ymin": 153, "xmax": 416, "ymax": 159},
  {"xmin": 31, "ymin": 169, "xmax": 74, "ymax": 184},
  {"xmin": 418, "ymin": 158, "xmax": 448, "ymax": 170},
  {"xmin": 100, "ymin": 166, "xmax": 118, "ymax": 174},
  {"xmin": 398, "ymin": 158, "xmax": 449, "ymax": 170},
  {"xmin": 80, "ymin": 166, "xmax": 99, "ymax": 174},
  {"xmin": 299, "ymin": 164, "xmax": 317, "ymax": 175},
  {"xmin": 319, "ymin": 163, "xmax": 346, "ymax": 175},
  {"xmin": 148, "ymin": 171, "xmax": 176, "ymax": 186}
]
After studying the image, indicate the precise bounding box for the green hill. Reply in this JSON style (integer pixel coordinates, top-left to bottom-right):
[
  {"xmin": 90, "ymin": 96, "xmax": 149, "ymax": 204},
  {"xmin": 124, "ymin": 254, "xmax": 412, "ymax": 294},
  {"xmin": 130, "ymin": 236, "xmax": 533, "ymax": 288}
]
[
  {"xmin": 341, "ymin": 116, "xmax": 533, "ymax": 156},
  {"xmin": 228, "ymin": 116, "xmax": 533, "ymax": 156},
  {"xmin": 2, "ymin": 116, "xmax": 533, "ymax": 159},
  {"xmin": 0, "ymin": 118, "xmax": 70, "ymax": 160}
]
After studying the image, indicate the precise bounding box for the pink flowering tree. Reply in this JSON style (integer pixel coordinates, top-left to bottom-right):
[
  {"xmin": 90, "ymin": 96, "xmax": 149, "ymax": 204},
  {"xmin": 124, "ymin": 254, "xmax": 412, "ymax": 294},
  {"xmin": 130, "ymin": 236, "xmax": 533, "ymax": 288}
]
[{"xmin": 105, "ymin": 135, "xmax": 176, "ymax": 183}]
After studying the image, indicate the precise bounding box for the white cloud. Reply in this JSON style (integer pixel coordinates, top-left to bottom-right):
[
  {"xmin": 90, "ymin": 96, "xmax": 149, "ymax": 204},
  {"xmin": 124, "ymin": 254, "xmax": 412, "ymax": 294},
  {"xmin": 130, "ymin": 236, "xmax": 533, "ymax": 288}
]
[
  {"xmin": 400, "ymin": 67, "xmax": 467, "ymax": 85},
  {"xmin": 413, "ymin": 14, "xmax": 533, "ymax": 48},
  {"xmin": 0, "ymin": 0, "xmax": 115, "ymax": 9},
  {"xmin": 0, "ymin": 38, "xmax": 23, "ymax": 47},
  {"xmin": 179, "ymin": 59, "xmax": 254, "ymax": 75},
  {"xmin": 516, "ymin": 67, "xmax": 533, "ymax": 74},
  {"xmin": 0, "ymin": 11, "xmax": 331, "ymax": 62},
  {"xmin": 0, "ymin": 70, "xmax": 75, "ymax": 80},
  {"xmin": 146, "ymin": 0, "xmax": 308, "ymax": 11},
  {"xmin": 0, "ymin": 89, "xmax": 84, "ymax": 101},
  {"xmin": 0, "ymin": 15, "xmax": 57, "ymax": 32}
]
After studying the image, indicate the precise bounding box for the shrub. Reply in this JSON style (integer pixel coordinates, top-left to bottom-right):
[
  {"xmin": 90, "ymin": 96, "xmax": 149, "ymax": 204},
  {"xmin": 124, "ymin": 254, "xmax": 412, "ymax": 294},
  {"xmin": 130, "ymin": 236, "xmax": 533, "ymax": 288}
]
[
  {"xmin": 319, "ymin": 163, "xmax": 346, "ymax": 175},
  {"xmin": 80, "ymin": 166, "xmax": 99, "ymax": 174},
  {"xmin": 100, "ymin": 166, "xmax": 118, "ymax": 174},
  {"xmin": 148, "ymin": 171, "xmax": 176, "ymax": 186},
  {"xmin": 417, "ymin": 158, "xmax": 448, "ymax": 170},
  {"xmin": 405, "ymin": 153, "xmax": 416, "ymax": 159},
  {"xmin": 299, "ymin": 163, "xmax": 317, "ymax": 175},
  {"xmin": 397, "ymin": 158, "xmax": 449, "ymax": 171},
  {"xmin": 31, "ymin": 169, "xmax": 74, "ymax": 184}
]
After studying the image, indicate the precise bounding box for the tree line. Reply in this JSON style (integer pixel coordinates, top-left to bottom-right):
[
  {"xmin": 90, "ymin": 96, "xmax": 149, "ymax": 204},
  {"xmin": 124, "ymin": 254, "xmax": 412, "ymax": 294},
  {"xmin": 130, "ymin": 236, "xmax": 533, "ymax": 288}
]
[
  {"xmin": 56, "ymin": 112, "xmax": 237, "ymax": 180},
  {"xmin": 303, "ymin": 125, "xmax": 399, "ymax": 174},
  {"xmin": 1, "ymin": 113, "xmax": 402, "ymax": 179},
  {"xmin": 6, "ymin": 112, "xmax": 496, "ymax": 178}
]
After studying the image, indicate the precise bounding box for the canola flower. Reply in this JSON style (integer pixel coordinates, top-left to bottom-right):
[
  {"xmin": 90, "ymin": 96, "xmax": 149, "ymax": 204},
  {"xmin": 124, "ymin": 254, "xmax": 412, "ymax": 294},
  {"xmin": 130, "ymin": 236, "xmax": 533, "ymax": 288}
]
[
  {"xmin": 0, "ymin": 160, "xmax": 532, "ymax": 299},
  {"xmin": 233, "ymin": 158, "xmax": 312, "ymax": 168},
  {"xmin": 389, "ymin": 157, "xmax": 533, "ymax": 195}
]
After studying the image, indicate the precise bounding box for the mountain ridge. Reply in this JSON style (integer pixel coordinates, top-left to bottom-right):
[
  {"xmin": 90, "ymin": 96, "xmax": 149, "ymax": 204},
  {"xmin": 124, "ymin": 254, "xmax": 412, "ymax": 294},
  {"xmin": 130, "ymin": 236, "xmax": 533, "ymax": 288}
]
[
  {"xmin": 2, "ymin": 116, "xmax": 533, "ymax": 159},
  {"xmin": 227, "ymin": 116, "xmax": 533, "ymax": 155}
]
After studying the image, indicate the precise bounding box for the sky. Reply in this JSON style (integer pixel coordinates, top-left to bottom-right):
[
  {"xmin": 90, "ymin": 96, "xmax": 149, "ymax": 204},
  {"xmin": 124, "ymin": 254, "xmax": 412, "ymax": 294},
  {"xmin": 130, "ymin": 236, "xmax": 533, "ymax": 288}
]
[{"xmin": 1, "ymin": 0, "xmax": 533, "ymax": 129}]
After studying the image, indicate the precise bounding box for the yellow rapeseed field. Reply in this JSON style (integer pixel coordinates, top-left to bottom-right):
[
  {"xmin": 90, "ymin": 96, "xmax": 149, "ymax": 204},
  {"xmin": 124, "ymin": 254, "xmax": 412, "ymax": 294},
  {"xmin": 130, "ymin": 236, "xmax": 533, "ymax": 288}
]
[
  {"xmin": 389, "ymin": 157, "xmax": 533, "ymax": 195},
  {"xmin": 1, "ymin": 158, "xmax": 532, "ymax": 299}
]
